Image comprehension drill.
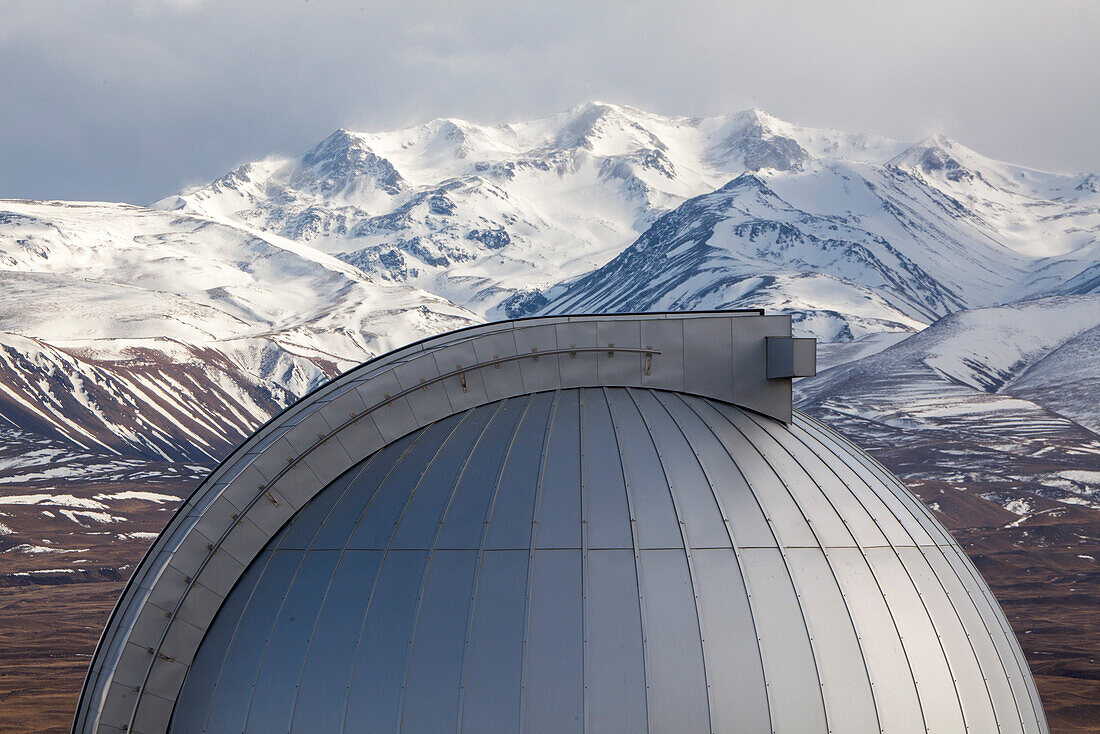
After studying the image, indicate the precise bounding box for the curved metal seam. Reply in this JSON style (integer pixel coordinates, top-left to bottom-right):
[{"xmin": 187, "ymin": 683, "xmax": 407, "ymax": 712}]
[
  {"xmin": 186, "ymin": 548, "xmax": 280, "ymax": 733},
  {"xmin": 653, "ymin": 391, "xmax": 774, "ymax": 734},
  {"xmin": 270, "ymin": 351, "xmax": 626, "ymax": 503},
  {"xmin": 192, "ymin": 427, "xmax": 425, "ymax": 734},
  {"xmin": 839, "ymin": 413, "xmax": 1048, "ymax": 732},
  {"xmin": 745, "ymin": 409, "xmax": 955, "ymax": 732},
  {"xmin": 677, "ymin": 397, "xmax": 821, "ymax": 734},
  {"xmin": 224, "ymin": 528, "xmax": 317, "ymax": 732},
  {"xmin": 190, "ymin": 472, "xmax": 357, "ymax": 734},
  {"xmin": 727, "ymin": 403, "xmax": 963, "ymax": 732},
  {"xmin": 333, "ymin": 415, "xmax": 479, "ymax": 734},
  {"xmin": 247, "ymin": 425, "xmax": 441, "ymax": 734},
  {"xmin": 794, "ymin": 414, "xmax": 955, "ymax": 549},
  {"xmin": 701, "ymin": 398, "xmax": 851, "ymax": 734},
  {"xmin": 796, "ymin": 411, "xmax": 1038, "ymax": 724},
  {"xmin": 394, "ymin": 400, "xmax": 508, "ymax": 733},
  {"xmin": 517, "ymin": 390, "xmax": 561, "ymax": 734},
  {"xmin": 602, "ymin": 388, "xmax": 653, "ymax": 733},
  {"xmin": 202, "ymin": 423, "xmax": 439, "ymax": 734},
  {"xmin": 454, "ymin": 394, "xmax": 536, "ymax": 732},
  {"xmin": 276, "ymin": 433, "xmax": 428, "ymax": 732},
  {"xmin": 124, "ymin": 483, "xmax": 328, "ymax": 730},
  {"xmin": 624, "ymin": 388, "xmax": 715, "ymax": 734},
  {"xmin": 579, "ymin": 389, "xmax": 590, "ymax": 733},
  {"xmin": 232, "ymin": 450, "xmax": 397, "ymax": 732},
  {"xmin": 784, "ymin": 416, "xmax": 1005, "ymax": 734},
  {"xmin": 118, "ymin": 347, "xmax": 668, "ymax": 731},
  {"xmin": 793, "ymin": 413, "xmax": 1037, "ymax": 733},
  {"xmin": 795, "ymin": 411, "xmax": 1043, "ymax": 730},
  {"xmin": 76, "ymin": 313, "xmax": 727, "ymax": 731},
  {"xmin": 741, "ymin": 408, "xmax": 946, "ymax": 733}
]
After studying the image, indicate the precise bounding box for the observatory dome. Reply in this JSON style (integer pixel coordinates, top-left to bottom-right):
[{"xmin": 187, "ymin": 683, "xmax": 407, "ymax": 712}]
[{"xmin": 74, "ymin": 312, "xmax": 1047, "ymax": 734}]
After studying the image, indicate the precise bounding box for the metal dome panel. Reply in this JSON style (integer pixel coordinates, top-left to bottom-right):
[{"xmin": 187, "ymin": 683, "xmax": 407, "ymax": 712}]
[
  {"xmin": 163, "ymin": 388, "xmax": 1045, "ymax": 734},
  {"xmin": 72, "ymin": 312, "xmax": 1046, "ymax": 734}
]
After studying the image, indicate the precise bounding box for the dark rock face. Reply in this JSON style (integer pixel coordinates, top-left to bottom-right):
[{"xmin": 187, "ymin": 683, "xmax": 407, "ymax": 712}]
[
  {"xmin": 737, "ymin": 132, "xmax": 807, "ymax": 171},
  {"xmin": 499, "ymin": 289, "xmax": 548, "ymax": 318},
  {"xmin": 1075, "ymin": 173, "xmax": 1098, "ymax": 193},
  {"xmin": 427, "ymin": 194, "xmax": 457, "ymax": 216},
  {"xmin": 378, "ymin": 248, "xmax": 412, "ymax": 279},
  {"xmin": 465, "ymin": 227, "xmax": 511, "ymax": 249},
  {"xmin": 916, "ymin": 147, "xmax": 976, "ymax": 183},
  {"xmin": 714, "ymin": 122, "xmax": 808, "ymax": 171},
  {"xmin": 295, "ymin": 129, "xmax": 405, "ymax": 195}
]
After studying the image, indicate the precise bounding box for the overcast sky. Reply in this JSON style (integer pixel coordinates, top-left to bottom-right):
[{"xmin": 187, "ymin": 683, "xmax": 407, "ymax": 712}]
[{"xmin": 2, "ymin": 0, "xmax": 1098, "ymax": 204}]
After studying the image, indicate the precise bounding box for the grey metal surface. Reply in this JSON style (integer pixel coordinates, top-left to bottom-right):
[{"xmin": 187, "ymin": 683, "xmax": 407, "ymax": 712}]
[
  {"xmin": 158, "ymin": 388, "xmax": 1045, "ymax": 734},
  {"xmin": 74, "ymin": 311, "xmax": 1046, "ymax": 734},
  {"xmin": 76, "ymin": 312, "xmax": 806, "ymax": 734},
  {"xmin": 765, "ymin": 336, "xmax": 818, "ymax": 378}
]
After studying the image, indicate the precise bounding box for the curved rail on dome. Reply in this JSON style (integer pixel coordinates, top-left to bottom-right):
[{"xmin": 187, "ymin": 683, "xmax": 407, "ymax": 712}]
[{"xmin": 73, "ymin": 310, "xmax": 808, "ymax": 734}]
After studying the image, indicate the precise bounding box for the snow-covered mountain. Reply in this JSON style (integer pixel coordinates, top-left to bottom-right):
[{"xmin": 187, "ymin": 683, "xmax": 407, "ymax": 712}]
[
  {"xmin": 539, "ymin": 126, "xmax": 1100, "ymax": 339},
  {"xmin": 794, "ymin": 295, "xmax": 1100, "ymax": 517},
  {"xmin": 156, "ymin": 102, "xmax": 1099, "ymax": 341},
  {"xmin": 1, "ymin": 102, "xmax": 1097, "ymax": 466},
  {"xmin": 0, "ymin": 201, "xmax": 476, "ymax": 458},
  {"xmin": 153, "ymin": 104, "xmax": 916, "ymax": 319}
]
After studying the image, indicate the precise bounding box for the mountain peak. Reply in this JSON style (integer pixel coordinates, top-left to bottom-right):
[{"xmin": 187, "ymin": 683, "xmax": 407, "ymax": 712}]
[
  {"xmin": 301, "ymin": 128, "xmax": 370, "ymax": 165},
  {"xmin": 890, "ymin": 135, "xmax": 985, "ymax": 184},
  {"xmin": 546, "ymin": 101, "xmax": 667, "ymax": 152},
  {"xmin": 718, "ymin": 171, "xmax": 773, "ymax": 193},
  {"xmin": 708, "ymin": 110, "xmax": 807, "ymax": 172},
  {"xmin": 734, "ymin": 107, "xmax": 784, "ymax": 128},
  {"xmin": 566, "ymin": 100, "xmax": 643, "ymax": 118},
  {"xmin": 296, "ymin": 129, "xmax": 405, "ymax": 196}
]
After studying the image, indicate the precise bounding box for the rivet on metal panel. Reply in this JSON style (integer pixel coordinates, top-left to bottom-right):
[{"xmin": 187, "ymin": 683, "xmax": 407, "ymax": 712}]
[
  {"xmin": 419, "ymin": 377, "xmax": 429, "ymax": 391},
  {"xmin": 204, "ymin": 544, "xmax": 213, "ymax": 551},
  {"xmin": 607, "ymin": 342, "xmax": 615, "ymax": 358},
  {"xmin": 264, "ymin": 491, "xmax": 280, "ymax": 507},
  {"xmin": 531, "ymin": 347, "xmax": 539, "ymax": 361},
  {"xmin": 644, "ymin": 352, "xmax": 653, "ymax": 376},
  {"xmin": 493, "ymin": 354, "xmax": 501, "ymax": 368},
  {"xmin": 569, "ymin": 344, "xmax": 577, "ymax": 358},
  {"xmin": 460, "ymin": 373, "xmax": 469, "ymax": 393},
  {"xmin": 183, "ymin": 576, "xmax": 191, "ymax": 583}
]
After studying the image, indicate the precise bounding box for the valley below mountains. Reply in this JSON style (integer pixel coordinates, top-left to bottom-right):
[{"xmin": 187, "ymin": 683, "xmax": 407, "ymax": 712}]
[{"xmin": 1, "ymin": 103, "xmax": 1098, "ymax": 732}]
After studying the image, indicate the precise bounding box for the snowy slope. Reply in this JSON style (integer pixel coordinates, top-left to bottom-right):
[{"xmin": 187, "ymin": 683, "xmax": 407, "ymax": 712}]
[
  {"xmin": 158, "ymin": 103, "xmax": 1099, "ymax": 340},
  {"xmin": 156, "ymin": 104, "xmax": 916, "ymax": 318},
  {"xmin": 795, "ymin": 295, "xmax": 1100, "ymax": 465},
  {"xmin": 1008, "ymin": 324, "xmax": 1100, "ymax": 434},
  {"xmin": 2, "ymin": 102, "xmax": 1098, "ymax": 461},
  {"xmin": 540, "ymin": 146, "xmax": 1100, "ymax": 338},
  {"xmin": 794, "ymin": 295, "xmax": 1100, "ymax": 513},
  {"xmin": 0, "ymin": 201, "xmax": 477, "ymax": 457}
]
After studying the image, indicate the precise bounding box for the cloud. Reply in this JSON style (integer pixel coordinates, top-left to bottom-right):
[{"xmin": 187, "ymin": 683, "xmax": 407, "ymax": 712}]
[
  {"xmin": 1, "ymin": 0, "xmax": 1097, "ymax": 203},
  {"xmin": 133, "ymin": 0, "xmax": 206, "ymax": 12}
]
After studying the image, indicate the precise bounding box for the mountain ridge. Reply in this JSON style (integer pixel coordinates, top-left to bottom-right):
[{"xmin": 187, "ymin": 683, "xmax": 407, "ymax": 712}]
[{"xmin": 1, "ymin": 101, "xmax": 1097, "ymax": 466}]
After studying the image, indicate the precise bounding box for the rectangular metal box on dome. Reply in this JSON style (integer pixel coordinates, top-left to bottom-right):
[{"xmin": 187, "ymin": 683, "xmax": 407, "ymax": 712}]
[{"xmin": 74, "ymin": 310, "xmax": 1048, "ymax": 734}]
